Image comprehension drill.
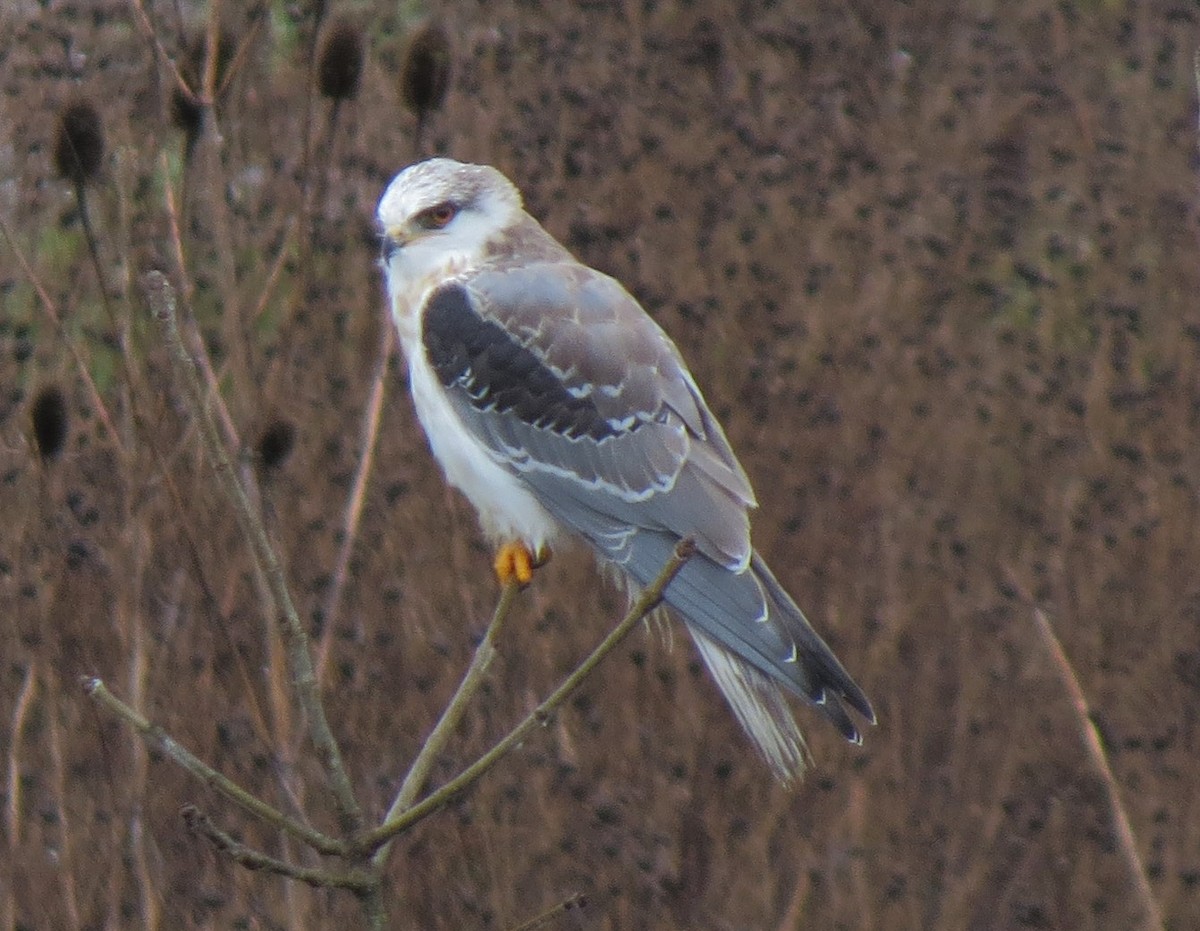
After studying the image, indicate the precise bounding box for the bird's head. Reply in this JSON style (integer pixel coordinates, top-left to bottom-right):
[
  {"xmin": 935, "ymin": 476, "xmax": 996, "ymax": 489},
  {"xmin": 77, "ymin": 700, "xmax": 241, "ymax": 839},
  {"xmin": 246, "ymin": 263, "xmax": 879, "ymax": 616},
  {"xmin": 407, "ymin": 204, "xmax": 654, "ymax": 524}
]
[{"xmin": 377, "ymin": 158, "xmax": 523, "ymax": 281}]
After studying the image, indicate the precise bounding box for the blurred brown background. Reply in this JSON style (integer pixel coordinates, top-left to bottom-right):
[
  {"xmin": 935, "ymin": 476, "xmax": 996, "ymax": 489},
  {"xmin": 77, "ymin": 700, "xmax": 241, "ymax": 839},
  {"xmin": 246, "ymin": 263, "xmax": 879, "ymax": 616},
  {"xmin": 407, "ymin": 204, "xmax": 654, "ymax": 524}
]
[{"xmin": 2, "ymin": 0, "xmax": 1198, "ymax": 928}]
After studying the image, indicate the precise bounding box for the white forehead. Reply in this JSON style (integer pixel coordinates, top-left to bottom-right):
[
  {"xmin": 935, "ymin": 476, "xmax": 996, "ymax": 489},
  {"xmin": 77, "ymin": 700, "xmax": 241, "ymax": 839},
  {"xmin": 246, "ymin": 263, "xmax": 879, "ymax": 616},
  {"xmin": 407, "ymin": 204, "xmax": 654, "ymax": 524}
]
[{"xmin": 377, "ymin": 158, "xmax": 522, "ymax": 227}]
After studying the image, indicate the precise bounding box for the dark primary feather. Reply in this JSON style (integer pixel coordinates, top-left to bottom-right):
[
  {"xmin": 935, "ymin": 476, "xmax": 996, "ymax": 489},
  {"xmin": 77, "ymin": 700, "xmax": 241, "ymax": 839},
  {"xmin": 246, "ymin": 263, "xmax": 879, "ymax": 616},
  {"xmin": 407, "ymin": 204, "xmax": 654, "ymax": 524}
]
[{"xmin": 424, "ymin": 284, "xmax": 627, "ymax": 442}]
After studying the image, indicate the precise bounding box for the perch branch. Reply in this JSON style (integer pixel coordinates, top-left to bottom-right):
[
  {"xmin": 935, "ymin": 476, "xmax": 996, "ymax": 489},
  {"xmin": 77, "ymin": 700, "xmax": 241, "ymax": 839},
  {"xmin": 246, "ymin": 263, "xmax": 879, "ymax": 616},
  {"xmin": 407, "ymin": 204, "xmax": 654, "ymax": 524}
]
[
  {"xmin": 372, "ymin": 578, "xmax": 523, "ymax": 863},
  {"xmin": 357, "ymin": 540, "xmax": 695, "ymax": 855}
]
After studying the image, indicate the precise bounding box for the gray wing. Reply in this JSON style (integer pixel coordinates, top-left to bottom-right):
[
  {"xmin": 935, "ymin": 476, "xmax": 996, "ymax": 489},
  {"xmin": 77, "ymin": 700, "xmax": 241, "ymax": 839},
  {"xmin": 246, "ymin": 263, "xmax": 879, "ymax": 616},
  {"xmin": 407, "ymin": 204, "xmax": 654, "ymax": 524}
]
[
  {"xmin": 421, "ymin": 261, "xmax": 874, "ymax": 769},
  {"xmin": 422, "ymin": 261, "xmax": 755, "ymax": 569}
]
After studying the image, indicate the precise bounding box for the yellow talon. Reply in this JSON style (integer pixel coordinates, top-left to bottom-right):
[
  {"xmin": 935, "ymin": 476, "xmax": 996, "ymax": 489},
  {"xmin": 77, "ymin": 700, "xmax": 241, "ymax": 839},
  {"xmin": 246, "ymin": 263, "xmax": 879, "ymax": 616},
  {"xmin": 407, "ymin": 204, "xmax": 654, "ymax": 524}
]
[
  {"xmin": 495, "ymin": 541, "xmax": 534, "ymax": 586},
  {"xmin": 493, "ymin": 542, "xmax": 551, "ymax": 587}
]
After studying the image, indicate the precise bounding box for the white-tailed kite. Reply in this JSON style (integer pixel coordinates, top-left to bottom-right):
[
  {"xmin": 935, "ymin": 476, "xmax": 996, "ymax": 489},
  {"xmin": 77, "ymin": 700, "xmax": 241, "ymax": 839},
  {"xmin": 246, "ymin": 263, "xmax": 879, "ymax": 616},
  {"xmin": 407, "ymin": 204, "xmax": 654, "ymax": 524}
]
[{"xmin": 378, "ymin": 158, "xmax": 873, "ymax": 780}]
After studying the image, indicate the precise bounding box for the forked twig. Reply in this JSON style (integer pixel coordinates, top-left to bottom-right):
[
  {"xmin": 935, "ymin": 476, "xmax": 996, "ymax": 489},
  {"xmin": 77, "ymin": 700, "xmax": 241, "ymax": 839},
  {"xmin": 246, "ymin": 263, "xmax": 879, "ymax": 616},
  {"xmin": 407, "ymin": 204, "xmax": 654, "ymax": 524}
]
[
  {"xmin": 182, "ymin": 806, "xmax": 373, "ymax": 892},
  {"xmin": 83, "ymin": 678, "xmax": 346, "ymax": 856},
  {"xmin": 357, "ymin": 540, "xmax": 695, "ymax": 856},
  {"xmin": 372, "ymin": 579, "xmax": 523, "ymax": 864}
]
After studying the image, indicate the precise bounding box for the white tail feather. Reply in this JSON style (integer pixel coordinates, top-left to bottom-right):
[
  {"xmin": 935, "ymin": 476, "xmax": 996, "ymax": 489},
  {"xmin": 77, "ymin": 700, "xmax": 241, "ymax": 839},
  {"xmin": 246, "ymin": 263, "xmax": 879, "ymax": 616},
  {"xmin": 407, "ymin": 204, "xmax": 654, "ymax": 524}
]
[{"xmin": 688, "ymin": 626, "xmax": 811, "ymax": 782}]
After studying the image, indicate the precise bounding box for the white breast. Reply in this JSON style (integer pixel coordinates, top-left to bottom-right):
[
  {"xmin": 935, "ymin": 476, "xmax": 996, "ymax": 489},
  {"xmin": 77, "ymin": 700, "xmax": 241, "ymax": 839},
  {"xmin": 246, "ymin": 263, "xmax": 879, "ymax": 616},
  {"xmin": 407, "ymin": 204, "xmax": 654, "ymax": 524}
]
[{"xmin": 395, "ymin": 287, "xmax": 562, "ymax": 553}]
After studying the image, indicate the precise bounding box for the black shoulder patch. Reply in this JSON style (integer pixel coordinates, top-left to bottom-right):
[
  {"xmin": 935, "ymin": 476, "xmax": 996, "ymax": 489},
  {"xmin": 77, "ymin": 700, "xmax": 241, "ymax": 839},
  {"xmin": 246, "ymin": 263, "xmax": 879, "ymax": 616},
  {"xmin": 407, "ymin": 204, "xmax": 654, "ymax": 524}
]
[{"xmin": 422, "ymin": 285, "xmax": 626, "ymax": 442}]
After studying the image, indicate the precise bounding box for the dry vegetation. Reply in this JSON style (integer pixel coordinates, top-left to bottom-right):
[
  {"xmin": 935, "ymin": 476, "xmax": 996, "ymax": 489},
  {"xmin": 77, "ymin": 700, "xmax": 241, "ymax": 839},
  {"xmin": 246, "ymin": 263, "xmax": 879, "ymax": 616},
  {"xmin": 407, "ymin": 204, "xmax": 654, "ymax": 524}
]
[{"xmin": 2, "ymin": 0, "xmax": 1199, "ymax": 928}]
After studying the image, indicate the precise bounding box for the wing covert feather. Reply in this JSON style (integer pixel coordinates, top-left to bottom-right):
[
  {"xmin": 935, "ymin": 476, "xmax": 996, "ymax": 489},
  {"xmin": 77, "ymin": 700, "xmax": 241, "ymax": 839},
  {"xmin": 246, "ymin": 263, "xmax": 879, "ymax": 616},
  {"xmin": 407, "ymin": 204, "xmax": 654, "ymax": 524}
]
[{"xmin": 422, "ymin": 261, "xmax": 756, "ymax": 566}]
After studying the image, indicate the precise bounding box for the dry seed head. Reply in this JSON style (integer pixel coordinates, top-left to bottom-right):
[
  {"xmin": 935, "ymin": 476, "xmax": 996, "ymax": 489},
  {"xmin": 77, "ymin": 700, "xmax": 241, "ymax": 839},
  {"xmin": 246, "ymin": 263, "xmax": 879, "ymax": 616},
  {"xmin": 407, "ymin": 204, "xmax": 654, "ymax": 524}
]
[
  {"xmin": 171, "ymin": 85, "xmax": 204, "ymax": 139},
  {"xmin": 31, "ymin": 386, "xmax": 69, "ymax": 461},
  {"xmin": 257, "ymin": 419, "xmax": 297, "ymax": 471},
  {"xmin": 400, "ymin": 19, "xmax": 451, "ymax": 119},
  {"xmin": 318, "ymin": 18, "xmax": 366, "ymax": 101},
  {"xmin": 53, "ymin": 100, "xmax": 105, "ymax": 185}
]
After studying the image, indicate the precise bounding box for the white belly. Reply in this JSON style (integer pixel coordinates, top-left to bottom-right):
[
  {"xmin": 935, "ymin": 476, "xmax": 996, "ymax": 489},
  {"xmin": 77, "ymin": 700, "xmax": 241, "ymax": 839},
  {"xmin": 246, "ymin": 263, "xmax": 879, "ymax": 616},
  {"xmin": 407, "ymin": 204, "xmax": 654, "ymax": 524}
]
[{"xmin": 406, "ymin": 341, "xmax": 562, "ymax": 551}]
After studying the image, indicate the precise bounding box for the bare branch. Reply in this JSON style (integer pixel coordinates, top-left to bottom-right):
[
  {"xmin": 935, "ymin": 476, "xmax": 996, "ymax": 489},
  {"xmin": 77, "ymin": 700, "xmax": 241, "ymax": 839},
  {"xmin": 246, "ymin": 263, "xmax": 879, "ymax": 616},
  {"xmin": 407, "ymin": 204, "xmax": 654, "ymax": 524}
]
[
  {"xmin": 181, "ymin": 806, "xmax": 373, "ymax": 893},
  {"xmin": 372, "ymin": 577, "xmax": 523, "ymax": 864},
  {"xmin": 357, "ymin": 540, "xmax": 695, "ymax": 855},
  {"xmin": 140, "ymin": 271, "xmax": 362, "ymax": 833},
  {"xmin": 1029, "ymin": 608, "xmax": 1164, "ymax": 931},
  {"xmin": 84, "ymin": 678, "xmax": 346, "ymax": 856},
  {"xmin": 506, "ymin": 893, "xmax": 588, "ymax": 931}
]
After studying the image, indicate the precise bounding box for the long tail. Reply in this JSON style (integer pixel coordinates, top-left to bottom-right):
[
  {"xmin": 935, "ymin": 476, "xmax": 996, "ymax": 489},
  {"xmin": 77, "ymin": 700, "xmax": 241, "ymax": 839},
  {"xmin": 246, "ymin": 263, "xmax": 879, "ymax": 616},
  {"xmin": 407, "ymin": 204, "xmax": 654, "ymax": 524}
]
[
  {"xmin": 688, "ymin": 627, "xmax": 814, "ymax": 780},
  {"xmin": 620, "ymin": 532, "xmax": 875, "ymax": 781}
]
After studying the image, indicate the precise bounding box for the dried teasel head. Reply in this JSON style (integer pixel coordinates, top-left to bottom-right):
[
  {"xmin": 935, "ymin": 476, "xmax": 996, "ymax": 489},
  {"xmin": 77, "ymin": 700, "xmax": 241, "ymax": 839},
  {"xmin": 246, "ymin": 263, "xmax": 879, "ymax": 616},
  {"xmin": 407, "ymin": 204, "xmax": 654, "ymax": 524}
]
[
  {"xmin": 400, "ymin": 19, "xmax": 451, "ymax": 122},
  {"xmin": 317, "ymin": 17, "xmax": 366, "ymax": 102},
  {"xmin": 53, "ymin": 100, "xmax": 105, "ymax": 185},
  {"xmin": 256, "ymin": 419, "xmax": 297, "ymax": 472},
  {"xmin": 31, "ymin": 385, "xmax": 69, "ymax": 461}
]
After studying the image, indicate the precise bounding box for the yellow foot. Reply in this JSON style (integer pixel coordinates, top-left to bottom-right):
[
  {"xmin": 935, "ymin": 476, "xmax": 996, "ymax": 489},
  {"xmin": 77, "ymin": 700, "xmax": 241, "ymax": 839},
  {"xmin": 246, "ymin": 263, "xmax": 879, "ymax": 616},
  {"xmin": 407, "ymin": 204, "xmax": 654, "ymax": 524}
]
[{"xmin": 493, "ymin": 542, "xmax": 551, "ymax": 587}]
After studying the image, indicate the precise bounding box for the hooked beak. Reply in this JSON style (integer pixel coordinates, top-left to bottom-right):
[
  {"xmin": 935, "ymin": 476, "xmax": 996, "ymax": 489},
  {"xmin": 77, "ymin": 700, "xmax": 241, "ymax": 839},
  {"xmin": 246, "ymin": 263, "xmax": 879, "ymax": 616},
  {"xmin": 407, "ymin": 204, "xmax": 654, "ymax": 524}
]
[{"xmin": 379, "ymin": 229, "xmax": 407, "ymax": 264}]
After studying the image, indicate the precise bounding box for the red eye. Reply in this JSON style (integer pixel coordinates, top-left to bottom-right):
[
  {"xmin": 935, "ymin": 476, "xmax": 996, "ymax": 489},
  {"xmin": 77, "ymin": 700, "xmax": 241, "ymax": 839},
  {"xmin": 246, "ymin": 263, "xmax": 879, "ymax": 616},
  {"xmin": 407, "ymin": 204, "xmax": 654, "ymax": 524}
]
[{"xmin": 419, "ymin": 201, "xmax": 458, "ymax": 229}]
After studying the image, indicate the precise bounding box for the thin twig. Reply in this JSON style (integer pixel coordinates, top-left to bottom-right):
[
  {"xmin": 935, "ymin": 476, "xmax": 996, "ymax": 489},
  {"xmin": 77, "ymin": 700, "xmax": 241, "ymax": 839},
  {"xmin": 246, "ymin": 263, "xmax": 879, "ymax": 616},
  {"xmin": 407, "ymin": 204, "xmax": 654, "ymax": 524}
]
[
  {"xmin": 149, "ymin": 450, "xmax": 279, "ymax": 781},
  {"xmin": 1029, "ymin": 608, "xmax": 1164, "ymax": 931},
  {"xmin": 249, "ymin": 218, "xmax": 298, "ymax": 326},
  {"xmin": 216, "ymin": 10, "xmax": 267, "ymax": 100},
  {"xmin": 506, "ymin": 893, "xmax": 588, "ymax": 931},
  {"xmin": 0, "ymin": 212, "xmax": 125, "ymax": 456},
  {"xmin": 84, "ymin": 678, "xmax": 346, "ymax": 856},
  {"xmin": 295, "ymin": 0, "xmax": 330, "ymax": 278},
  {"xmin": 182, "ymin": 806, "xmax": 373, "ymax": 893},
  {"xmin": 355, "ymin": 540, "xmax": 695, "ymax": 854},
  {"xmin": 7, "ymin": 665, "xmax": 37, "ymax": 847},
  {"xmin": 1194, "ymin": 52, "xmax": 1200, "ymax": 254},
  {"xmin": 186, "ymin": 11, "xmax": 250, "ymax": 418},
  {"xmin": 1194, "ymin": 51, "xmax": 1199, "ymax": 148},
  {"xmin": 74, "ymin": 182, "xmax": 118, "ymax": 327},
  {"xmin": 201, "ymin": 1, "xmax": 220, "ymax": 109},
  {"xmin": 140, "ymin": 271, "xmax": 363, "ymax": 833},
  {"xmin": 315, "ymin": 324, "xmax": 393, "ymax": 687},
  {"xmin": 48, "ymin": 690, "xmax": 82, "ymax": 928},
  {"xmin": 371, "ymin": 579, "xmax": 522, "ymax": 868},
  {"xmin": 159, "ymin": 152, "xmax": 240, "ymax": 448},
  {"xmin": 124, "ymin": 0, "xmax": 196, "ymax": 109},
  {"xmin": 312, "ymin": 98, "xmax": 343, "ymax": 224}
]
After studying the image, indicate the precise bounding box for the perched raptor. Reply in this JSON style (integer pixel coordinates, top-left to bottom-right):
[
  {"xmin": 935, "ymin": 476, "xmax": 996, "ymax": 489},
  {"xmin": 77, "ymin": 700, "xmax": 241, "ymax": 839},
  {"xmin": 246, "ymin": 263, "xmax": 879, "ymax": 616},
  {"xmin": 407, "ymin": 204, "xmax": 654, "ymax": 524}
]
[{"xmin": 377, "ymin": 158, "xmax": 873, "ymax": 780}]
